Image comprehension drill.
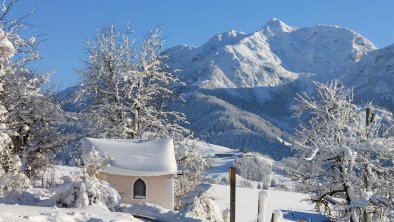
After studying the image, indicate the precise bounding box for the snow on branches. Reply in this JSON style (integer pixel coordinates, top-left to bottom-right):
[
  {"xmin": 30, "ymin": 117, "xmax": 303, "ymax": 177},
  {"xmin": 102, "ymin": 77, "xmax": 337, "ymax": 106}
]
[
  {"xmin": 0, "ymin": 1, "xmax": 75, "ymax": 190},
  {"xmin": 175, "ymin": 141, "xmax": 207, "ymax": 209},
  {"xmin": 82, "ymin": 147, "xmax": 111, "ymax": 177},
  {"xmin": 291, "ymin": 80, "xmax": 394, "ymax": 221},
  {"xmin": 0, "ymin": 26, "xmax": 31, "ymax": 192},
  {"xmin": 77, "ymin": 26, "xmax": 188, "ymax": 140}
]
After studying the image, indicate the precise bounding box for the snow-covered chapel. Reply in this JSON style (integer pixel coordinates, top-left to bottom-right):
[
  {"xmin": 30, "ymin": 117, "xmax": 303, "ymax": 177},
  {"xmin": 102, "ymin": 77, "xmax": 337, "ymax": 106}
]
[{"xmin": 81, "ymin": 137, "xmax": 177, "ymax": 209}]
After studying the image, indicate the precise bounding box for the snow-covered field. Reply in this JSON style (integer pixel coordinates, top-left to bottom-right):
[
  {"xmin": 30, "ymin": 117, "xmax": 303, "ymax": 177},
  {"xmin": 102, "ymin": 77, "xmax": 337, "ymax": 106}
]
[
  {"xmin": 205, "ymin": 184, "xmax": 327, "ymax": 222},
  {"xmin": 194, "ymin": 140, "xmax": 328, "ymax": 222},
  {"xmin": 0, "ymin": 204, "xmax": 140, "ymax": 222},
  {"xmin": 0, "ymin": 140, "xmax": 327, "ymax": 222}
]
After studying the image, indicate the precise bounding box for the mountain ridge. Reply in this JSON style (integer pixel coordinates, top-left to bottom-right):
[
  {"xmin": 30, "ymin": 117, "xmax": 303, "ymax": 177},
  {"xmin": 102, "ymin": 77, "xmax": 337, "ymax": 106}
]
[
  {"xmin": 58, "ymin": 19, "xmax": 392, "ymax": 160},
  {"xmin": 165, "ymin": 18, "xmax": 375, "ymax": 90}
]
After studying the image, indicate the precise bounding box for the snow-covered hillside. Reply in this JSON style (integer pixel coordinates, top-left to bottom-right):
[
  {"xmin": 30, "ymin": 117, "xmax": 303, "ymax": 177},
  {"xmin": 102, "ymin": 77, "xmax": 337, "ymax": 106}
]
[
  {"xmin": 172, "ymin": 93, "xmax": 294, "ymax": 160},
  {"xmin": 342, "ymin": 44, "xmax": 394, "ymax": 109}
]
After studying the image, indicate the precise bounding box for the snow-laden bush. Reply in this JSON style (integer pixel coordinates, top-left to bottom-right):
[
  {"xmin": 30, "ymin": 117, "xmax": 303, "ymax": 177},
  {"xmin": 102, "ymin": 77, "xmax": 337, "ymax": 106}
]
[
  {"xmin": 183, "ymin": 195, "xmax": 224, "ymax": 222},
  {"xmin": 82, "ymin": 147, "xmax": 111, "ymax": 177},
  {"xmin": 54, "ymin": 148, "xmax": 120, "ymax": 211},
  {"xmin": 181, "ymin": 187, "xmax": 224, "ymax": 222},
  {"xmin": 234, "ymin": 153, "xmax": 272, "ymax": 185},
  {"xmin": 0, "ymin": 168, "xmax": 30, "ymax": 193},
  {"xmin": 257, "ymin": 183, "xmax": 262, "ymax": 189},
  {"xmin": 0, "ymin": 133, "xmax": 30, "ymax": 193},
  {"xmin": 178, "ymin": 184, "xmax": 224, "ymax": 222},
  {"xmin": 43, "ymin": 165, "xmax": 83, "ymax": 188},
  {"xmin": 54, "ymin": 177, "xmax": 121, "ymax": 211}
]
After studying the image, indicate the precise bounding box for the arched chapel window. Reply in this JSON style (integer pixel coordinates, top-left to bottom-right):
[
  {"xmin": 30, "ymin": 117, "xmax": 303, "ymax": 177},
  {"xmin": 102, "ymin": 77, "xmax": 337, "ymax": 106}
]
[{"xmin": 133, "ymin": 178, "xmax": 146, "ymax": 199}]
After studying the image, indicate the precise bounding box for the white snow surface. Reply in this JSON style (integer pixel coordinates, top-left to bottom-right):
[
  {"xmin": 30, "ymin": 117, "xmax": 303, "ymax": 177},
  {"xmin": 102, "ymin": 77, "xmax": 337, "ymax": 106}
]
[
  {"xmin": 185, "ymin": 139, "xmax": 235, "ymax": 157},
  {"xmin": 82, "ymin": 137, "xmax": 177, "ymax": 176},
  {"xmin": 120, "ymin": 203, "xmax": 202, "ymax": 222},
  {"xmin": 0, "ymin": 204, "xmax": 140, "ymax": 222},
  {"xmin": 205, "ymin": 184, "xmax": 327, "ymax": 222},
  {"xmin": 193, "ymin": 140, "xmax": 326, "ymax": 221}
]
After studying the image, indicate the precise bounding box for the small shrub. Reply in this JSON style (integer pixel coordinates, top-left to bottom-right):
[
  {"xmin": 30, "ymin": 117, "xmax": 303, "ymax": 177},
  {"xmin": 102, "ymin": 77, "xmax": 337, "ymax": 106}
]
[{"xmin": 181, "ymin": 191, "xmax": 224, "ymax": 222}]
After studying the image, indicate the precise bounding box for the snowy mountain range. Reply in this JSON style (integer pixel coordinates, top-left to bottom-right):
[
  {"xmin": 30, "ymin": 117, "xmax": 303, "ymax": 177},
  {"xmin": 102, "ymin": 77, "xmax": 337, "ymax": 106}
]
[
  {"xmin": 166, "ymin": 18, "xmax": 375, "ymax": 89},
  {"xmin": 58, "ymin": 19, "xmax": 393, "ymax": 160}
]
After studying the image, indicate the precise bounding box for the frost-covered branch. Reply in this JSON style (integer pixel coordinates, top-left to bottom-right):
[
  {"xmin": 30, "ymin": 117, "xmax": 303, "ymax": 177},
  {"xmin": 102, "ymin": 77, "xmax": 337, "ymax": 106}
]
[
  {"xmin": 76, "ymin": 25, "xmax": 188, "ymax": 140},
  {"xmin": 290, "ymin": 80, "xmax": 394, "ymax": 221}
]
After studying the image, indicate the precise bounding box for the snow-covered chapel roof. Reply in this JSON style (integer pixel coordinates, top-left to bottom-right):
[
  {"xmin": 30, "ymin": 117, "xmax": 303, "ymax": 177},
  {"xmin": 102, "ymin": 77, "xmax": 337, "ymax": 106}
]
[{"xmin": 82, "ymin": 137, "xmax": 177, "ymax": 176}]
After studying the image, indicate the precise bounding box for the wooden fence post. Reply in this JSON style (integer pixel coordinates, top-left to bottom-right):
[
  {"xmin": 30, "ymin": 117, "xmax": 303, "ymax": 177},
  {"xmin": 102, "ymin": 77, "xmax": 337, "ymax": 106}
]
[{"xmin": 229, "ymin": 167, "xmax": 236, "ymax": 222}]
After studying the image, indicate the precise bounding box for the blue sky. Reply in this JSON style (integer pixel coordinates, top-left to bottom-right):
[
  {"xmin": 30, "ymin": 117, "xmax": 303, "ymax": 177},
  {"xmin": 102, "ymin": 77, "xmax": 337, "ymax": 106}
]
[{"xmin": 12, "ymin": 0, "xmax": 394, "ymax": 89}]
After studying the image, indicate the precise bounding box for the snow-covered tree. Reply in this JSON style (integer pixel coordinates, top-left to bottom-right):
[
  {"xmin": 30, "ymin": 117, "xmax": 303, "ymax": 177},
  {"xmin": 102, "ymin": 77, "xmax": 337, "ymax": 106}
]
[
  {"xmin": 77, "ymin": 26, "xmax": 136, "ymax": 138},
  {"xmin": 133, "ymin": 28, "xmax": 188, "ymax": 140},
  {"xmin": 0, "ymin": 0, "xmax": 75, "ymax": 185},
  {"xmin": 77, "ymin": 26, "xmax": 188, "ymax": 140},
  {"xmin": 175, "ymin": 141, "xmax": 207, "ymax": 209},
  {"xmin": 291, "ymin": 80, "xmax": 394, "ymax": 221},
  {"xmin": 3, "ymin": 68, "xmax": 76, "ymax": 178},
  {"xmin": 0, "ymin": 2, "xmax": 30, "ymax": 192}
]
